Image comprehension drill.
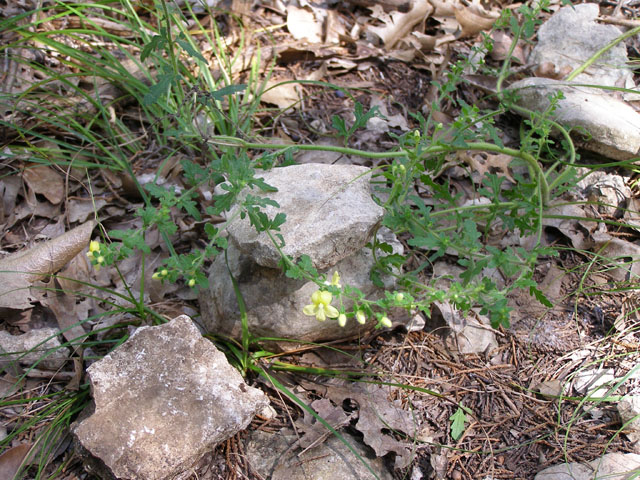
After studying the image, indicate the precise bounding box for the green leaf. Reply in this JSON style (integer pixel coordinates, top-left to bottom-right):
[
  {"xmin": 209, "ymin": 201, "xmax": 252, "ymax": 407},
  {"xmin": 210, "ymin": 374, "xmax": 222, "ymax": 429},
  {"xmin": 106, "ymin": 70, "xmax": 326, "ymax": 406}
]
[
  {"xmin": 140, "ymin": 34, "xmax": 164, "ymax": 61},
  {"xmin": 449, "ymin": 407, "xmax": 468, "ymax": 441},
  {"xmin": 176, "ymin": 34, "xmax": 207, "ymax": 62},
  {"xmin": 530, "ymin": 286, "xmax": 554, "ymax": 308},
  {"xmin": 211, "ymin": 84, "xmax": 247, "ymax": 100},
  {"xmin": 143, "ymin": 72, "xmax": 175, "ymax": 106}
]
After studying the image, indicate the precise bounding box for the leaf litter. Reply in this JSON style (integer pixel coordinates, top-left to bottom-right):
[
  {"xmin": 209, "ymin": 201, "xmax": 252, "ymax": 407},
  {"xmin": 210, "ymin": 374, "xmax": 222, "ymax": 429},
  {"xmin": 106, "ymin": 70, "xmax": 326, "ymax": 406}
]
[{"xmin": 1, "ymin": 0, "xmax": 640, "ymax": 478}]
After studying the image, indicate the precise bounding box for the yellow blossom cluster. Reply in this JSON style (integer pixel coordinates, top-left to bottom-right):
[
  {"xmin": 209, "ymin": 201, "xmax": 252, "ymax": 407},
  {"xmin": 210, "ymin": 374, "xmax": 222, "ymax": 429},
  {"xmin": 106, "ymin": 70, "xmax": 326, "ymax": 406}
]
[{"xmin": 86, "ymin": 240, "xmax": 105, "ymax": 271}]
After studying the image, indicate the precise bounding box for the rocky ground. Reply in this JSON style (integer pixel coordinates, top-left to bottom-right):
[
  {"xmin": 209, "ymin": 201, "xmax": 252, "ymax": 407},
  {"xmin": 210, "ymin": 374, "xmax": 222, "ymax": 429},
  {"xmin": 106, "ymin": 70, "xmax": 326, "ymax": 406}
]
[{"xmin": 1, "ymin": 0, "xmax": 640, "ymax": 479}]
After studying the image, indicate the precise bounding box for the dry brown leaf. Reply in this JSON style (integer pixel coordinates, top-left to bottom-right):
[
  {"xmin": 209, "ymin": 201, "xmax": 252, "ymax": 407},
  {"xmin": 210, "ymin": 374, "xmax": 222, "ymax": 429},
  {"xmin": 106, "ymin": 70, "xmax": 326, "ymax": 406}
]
[
  {"xmin": 429, "ymin": 0, "xmax": 456, "ymax": 16},
  {"xmin": 368, "ymin": 0, "xmax": 433, "ymax": 49},
  {"xmin": 411, "ymin": 31, "xmax": 437, "ymax": 50},
  {"xmin": 41, "ymin": 286, "xmax": 88, "ymax": 350},
  {"xmin": 0, "ymin": 176, "xmax": 21, "ymax": 224},
  {"xmin": 324, "ymin": 383, "xmax": 418, "ymax": 468},
  {"xmin": 22, "ymin": 165, "xmax": 64, "ymax": 205},
  {"xmin": 0, "ymin": 221, "xmax": 95, "ymax": 309},
  {"xmin": 67, "ymin": 197, "xmax": 107, "ymax": 223},
  {"xmin": 0, "ymin": 443, "xmax": 33, "ymax": 480},
  {"xmin": 454, "ymin": 5, "xmax": 497, "ymax": 37},
  {"xmin": 297, "ymin": 398, "xmax": 353, "ymax": 452},
  {"xmin": 490, "ymin": 31, "xmax": 525, "ymax": 63},
  {"xmin": 287, "ymin": 5, "xmax": 323, "ymax": 43},
  {"xmin": 260, "ymin": 81, "xmax": 301, "ymax": 110}
]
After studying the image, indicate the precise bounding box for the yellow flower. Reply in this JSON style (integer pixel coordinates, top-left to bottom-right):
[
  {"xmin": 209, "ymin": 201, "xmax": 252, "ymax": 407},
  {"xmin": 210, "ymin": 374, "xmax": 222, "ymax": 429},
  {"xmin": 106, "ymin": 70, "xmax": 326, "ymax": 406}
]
[
  {"xmin": 324, "ymin": 271, "xmax": 341, "ymax": 288},
  {"xmin": 338, "ymin": 313, "xmax": 347, "ymax": 327},
  {"xmin": 187, "ymin": 278, "xmax": 196, "ymax": 288},
  {"xmin": 355, "ymin": 310, "xmax": 366, "ymax": 325},
  {"xmin": 303, "ymin": 290, "xmax": 339, "ymax": 322},
  {"xmin": 86, "ymin": 240, "xmax": 100, "ymax": 258},
  {"xmin": 380, "ymin": 316, "xmax": 392, "ymax": 328}
]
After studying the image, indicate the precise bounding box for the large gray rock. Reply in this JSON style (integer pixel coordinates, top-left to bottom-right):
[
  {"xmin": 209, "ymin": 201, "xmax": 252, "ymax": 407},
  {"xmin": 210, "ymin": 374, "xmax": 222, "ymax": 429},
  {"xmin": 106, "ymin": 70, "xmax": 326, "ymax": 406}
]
[
  {"xmin": 245, "ymin": 429, "xmax": 394, "ymax": 480},
  {"xmin": 534, "ymin": 452, "xmax": 640, "ymax": 480},
  {"xmin": 618, "ymin": 394, "xmax": 640, "ymax": 449},
  {"xmin": 0, "ymin": 328, "xmax": 70, "ymax": 370},
  {"xmin": 226, "ymin": 163, "xmax": 385, "ymax": 269},
  {"xmin": 199, "ymin": 229, "xmax": 401, "ymax": 343},
  {"xmin": 508, "ymin": 77, "xmax": 640, "ymax": 161},
  {"xmin": 73, "ymin": 315, "xmax": 268, "ymax": 480},
  {"xmin": 529, "ymin": 4, "xmax": 635, "ymax": 89}
]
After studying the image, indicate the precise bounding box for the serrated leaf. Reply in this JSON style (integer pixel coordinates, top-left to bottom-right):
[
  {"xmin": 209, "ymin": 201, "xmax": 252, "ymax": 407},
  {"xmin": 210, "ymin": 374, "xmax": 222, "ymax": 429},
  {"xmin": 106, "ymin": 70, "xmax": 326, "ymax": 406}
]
[
  {"xmin": 140, "ymin": 35, "xmax": 163, "ymax": 61},
  {"xmin": 450, "ymin": 407, "xmax": 468, "ymax": 441},
  {"xmin": 530, "ymin": 286, "xmax": 554, "ymax": 308},
  {"xmin": 143, "ymin": 72, "xmax": 174, "ymax": 106}
]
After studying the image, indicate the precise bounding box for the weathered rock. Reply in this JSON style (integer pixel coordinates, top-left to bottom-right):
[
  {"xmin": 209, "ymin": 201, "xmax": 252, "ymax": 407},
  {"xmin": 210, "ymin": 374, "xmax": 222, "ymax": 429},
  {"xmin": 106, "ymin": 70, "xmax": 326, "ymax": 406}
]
[
  {"xmin": 0, "ymin": 328, "xmax": 70, "ymax": 370},
  {"xmin": 245, "ymin": 429, "xmax": 394, "ymax": 480},
  {"xmin": 529, "ymin": 4, "xmax": 635, "ymax": 90},
  {"xmin": 508, "ymin": 77, "xmax": 640, "ymax": 161},
  {"xmin": 534, "ymin": 452, "xmax": 640, "ymax": 480},
  {"xmin": 226, "ymin": 163, "xmax": 385, "ymax": 269},
  {"xmin": 73, "ymin": 315, "xmax": 268, "ymax": 480},
  {"xmin": 573, "ymin": 367, "xmax": 617, "ymax": 399},
  {"xmin": 618, "ymin": 394, "xmax": 640, "ymax": 449},
  {"xmin": 430, "ymin": 302, "xmax": 498, "ymax": 354},
  {"xmin": 199, "ymin": 228, "xmax": 401, "ymax": 344}
]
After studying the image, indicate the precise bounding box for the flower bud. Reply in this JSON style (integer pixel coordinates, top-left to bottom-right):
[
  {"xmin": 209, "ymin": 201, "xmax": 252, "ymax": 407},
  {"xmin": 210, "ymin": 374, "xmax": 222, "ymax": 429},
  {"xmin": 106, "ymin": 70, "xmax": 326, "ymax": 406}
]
[
  {"xmin": 380, "ymin": 316, "xmax": 392, "ymax": 328},
  {"xmin": 338, "ymin": 313, "xmax": 347, "ymax": 327}
]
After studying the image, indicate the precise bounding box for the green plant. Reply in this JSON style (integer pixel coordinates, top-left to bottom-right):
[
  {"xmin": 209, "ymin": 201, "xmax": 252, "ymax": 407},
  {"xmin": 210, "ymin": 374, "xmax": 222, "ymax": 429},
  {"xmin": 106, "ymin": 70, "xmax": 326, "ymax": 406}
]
[{"xmin": 2, "ymin": 0, "xmax": 638, "ymax": 477}]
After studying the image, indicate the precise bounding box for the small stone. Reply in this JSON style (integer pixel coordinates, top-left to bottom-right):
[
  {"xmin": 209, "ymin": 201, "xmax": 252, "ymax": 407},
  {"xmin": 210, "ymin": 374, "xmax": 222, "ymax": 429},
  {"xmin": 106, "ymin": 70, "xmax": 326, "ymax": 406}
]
[
  {"xmin": 0, "ymin": 328, "xmax": 70, "ymax": 370},
  {"xmin": 618, "ymin": 394, "xmax": 640, "ymax": 449},
  {"xmin": 508, "ymin": 77, "xmax": 640, "ymax": 161},
  {"xmin": 73, "ymin": 315, "xmax": 268, "ymax": 480},
  {"xmin": 530, "ymin": 4, "xmax": 634, "ymax": 89},
  {"xmin": 225, "ymin": 163, "xmax": 385, "ymax": 269},
  {"xmin": 573, "ymin": 367, "xmax": 617, "ymax": 398}
]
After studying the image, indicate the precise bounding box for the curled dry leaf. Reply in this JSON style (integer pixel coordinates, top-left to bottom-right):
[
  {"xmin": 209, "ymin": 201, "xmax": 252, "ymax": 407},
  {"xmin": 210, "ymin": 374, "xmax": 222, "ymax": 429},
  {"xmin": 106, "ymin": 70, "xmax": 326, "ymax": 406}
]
[
  {"xmin": 0, "ymin": 221, "xmax": 95, "ymax": 309},
  {"xmin": 429, "ymin": 0, "xmax": 456, "ymax": 17},
  {"xmin": 454, "ymin": 4, "xmax": 498, "ymax": 38},
  {"xmin": 368, "ymin": 0, "xmax": 433, "ymax": 49}
]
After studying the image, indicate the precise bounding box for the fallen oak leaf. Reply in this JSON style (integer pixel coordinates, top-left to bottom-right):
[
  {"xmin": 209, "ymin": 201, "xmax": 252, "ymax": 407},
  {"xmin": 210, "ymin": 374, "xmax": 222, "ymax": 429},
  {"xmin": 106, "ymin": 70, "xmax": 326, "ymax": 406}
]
[
  {"xmin": 0, "ymin": 221, "xmax": 95, "ymax": 309},
  {"xmin": 0, "ymin": 443, "xmax": 33, "ymax": 480}
]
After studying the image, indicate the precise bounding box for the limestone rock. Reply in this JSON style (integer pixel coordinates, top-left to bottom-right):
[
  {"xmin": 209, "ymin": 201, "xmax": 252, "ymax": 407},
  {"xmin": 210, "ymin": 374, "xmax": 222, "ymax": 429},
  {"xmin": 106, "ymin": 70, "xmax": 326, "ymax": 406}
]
[
  {"xmin": 245, "ymin": 429, "xmax": 394, "ymax": 480},
  {"xmin": 226, "ymin": 163, "xmax": 385, "ymax": 269},
  {"xmin": 0, "ymin": 328, "xmax": 70, "ymax": 370},
  {"xmin": 508, "ymin": 77, "xmax": 640, "ymax": 161},
  {"xmin": 529, "ymin": 4, "xmax": 635, "ymax": 90},
  {"xmin": 534, "ymin": 452, "xmax": 640, "ymax": 480},
  {"xmin": 73, "ymin": 315, "xmax": 268, "ymax": 480},
  {"xmin": 199, "ymin": 229, "xmax": 402, "ymax": 344},
  {"xmin": 618, "ymin": 394, "xmax": 640, "ymax": 449}
]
